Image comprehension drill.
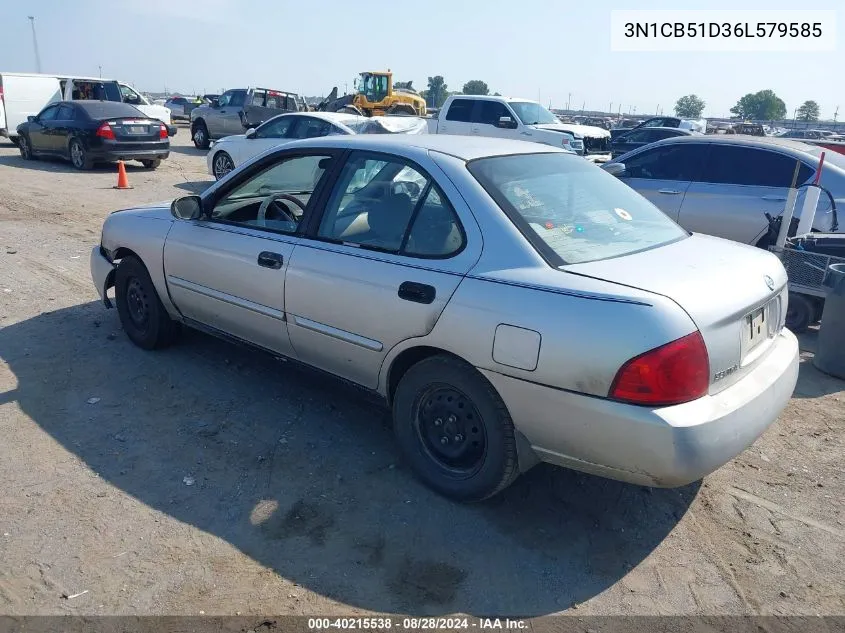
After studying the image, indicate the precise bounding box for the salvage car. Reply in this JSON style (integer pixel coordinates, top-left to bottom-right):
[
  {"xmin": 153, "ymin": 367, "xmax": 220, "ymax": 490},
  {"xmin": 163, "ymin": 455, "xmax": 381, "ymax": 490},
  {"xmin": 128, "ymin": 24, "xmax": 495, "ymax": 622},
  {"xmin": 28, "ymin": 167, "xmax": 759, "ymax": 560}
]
[
  {"xmin": 90, "ymin": 135, "xmax": 798, "ymax": 501},
  {"xmin": 17, "ymin": 100, "xmax": 169, "ymax": 169},
  {"xmin": 610, "ymin": 127, "xmax": 696, "ymax": 158},
  {"xmin": 206, "ymin": 111, "xmax": 428, "ymax": 180},
  {"xmin": 602, "ymin": 135, "xmax": 843, "ymax": 246}
]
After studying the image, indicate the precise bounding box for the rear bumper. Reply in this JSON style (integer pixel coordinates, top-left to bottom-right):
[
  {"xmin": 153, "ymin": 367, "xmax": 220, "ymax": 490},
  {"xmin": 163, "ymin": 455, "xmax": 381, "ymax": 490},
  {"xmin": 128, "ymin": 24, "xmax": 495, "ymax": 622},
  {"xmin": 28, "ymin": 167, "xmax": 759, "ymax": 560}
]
[
  {"xmin": 481, "ymin": 328, "xmax": 799, "ymax": 487},
  {"xmin": 93, "ymin": 145, "xmax": 170, "ymax": 162},
  {"xmin": 90, "ymin": 246, "xmax": 115, "ymax": 308}
]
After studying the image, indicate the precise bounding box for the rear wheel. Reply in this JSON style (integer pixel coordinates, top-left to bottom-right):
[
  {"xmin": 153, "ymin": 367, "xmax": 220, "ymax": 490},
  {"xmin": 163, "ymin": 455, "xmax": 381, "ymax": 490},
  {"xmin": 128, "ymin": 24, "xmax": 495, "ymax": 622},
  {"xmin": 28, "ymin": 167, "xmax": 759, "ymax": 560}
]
[
  {"xmin": 192, "ymin": 121, "xmax": 210, "ymax": 149},
  {"xmin": 69, "ymin": 139, "xmax": 93, "ymax": 170},
  {"xmin": 786, "ymin": 293, "xmax": 814, "ymax": 334},
  {"xmin": 141, "ymin": 159, "xmax": 161, "ymax": 169},
  {"xmin": 392, "ymin": 355, "xmax": 519, "ymax": 502},
  {"xmin": 18, "ymin": 134, "xmax": 34, "ymax": 160},
  {"xmin": 212, "ymin": 151, "xmax": 235, "ymax": 180},
  {"xmin": 115, "ymin": 256, "xmax": 178, "ymax": 350}
]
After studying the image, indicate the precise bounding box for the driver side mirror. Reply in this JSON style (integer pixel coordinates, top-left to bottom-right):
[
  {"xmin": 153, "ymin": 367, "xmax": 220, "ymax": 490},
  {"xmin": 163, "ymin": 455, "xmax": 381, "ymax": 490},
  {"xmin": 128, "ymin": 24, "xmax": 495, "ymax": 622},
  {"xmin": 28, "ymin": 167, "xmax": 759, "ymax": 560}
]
[
  {"xmin": 602, "ymin": 162, "xmax": 627, "ymax": 178},
  {"xmin": 171, "ymin": 195, "xmax": 203, "ymax": 220},
  {"xmin": 497, "ymin": 116, "xmax": 518, "ymax": 129},
  {"xmin": 27, "ymin": 115, "xmax": 37, "ymax": 123},
  {"xmin": 245, "ymin": 128, "xmax": 256, "ymax": 139}
]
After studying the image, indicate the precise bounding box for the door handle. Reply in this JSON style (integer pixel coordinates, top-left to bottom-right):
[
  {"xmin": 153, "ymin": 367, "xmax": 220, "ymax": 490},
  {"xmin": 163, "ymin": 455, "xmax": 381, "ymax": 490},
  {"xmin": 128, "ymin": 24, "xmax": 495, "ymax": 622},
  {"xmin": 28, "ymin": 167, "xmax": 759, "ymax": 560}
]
[
  {"xmin": 398, "ymin": 281, "xmax": 436, "ymax": 305},
  {"xmin": 762, "ymin": 196, "xmax": 787, "ymax": 202},
  {"xmin": 658, "ymin": 189, "xmax": 681, "ymax": 195},
  {"xmin": 257, "ymin": 251, "xmax": 283, "ymax": 269}
]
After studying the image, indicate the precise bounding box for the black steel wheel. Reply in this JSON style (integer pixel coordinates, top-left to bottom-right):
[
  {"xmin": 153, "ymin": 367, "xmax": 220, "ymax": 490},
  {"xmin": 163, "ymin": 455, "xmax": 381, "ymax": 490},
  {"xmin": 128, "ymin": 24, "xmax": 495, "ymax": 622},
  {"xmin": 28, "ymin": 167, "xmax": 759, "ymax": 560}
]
[
  {"xmin": 115, "ymin": 256, "xmax": 178, "ymax": 350},
  {"xmin": 415, "ymin": 385, "xmax": 487, "ymax": 475},
  {"xmin": 393, "ymin": 355, "xmax": 520, "ymax": 502}
]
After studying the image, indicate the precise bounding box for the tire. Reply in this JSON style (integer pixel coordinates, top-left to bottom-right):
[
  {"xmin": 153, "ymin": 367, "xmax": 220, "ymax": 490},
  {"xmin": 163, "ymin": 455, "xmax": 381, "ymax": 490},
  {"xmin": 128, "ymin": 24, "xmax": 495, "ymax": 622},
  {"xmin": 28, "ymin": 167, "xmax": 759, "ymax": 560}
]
[
  {"xmin": 192, "ymin": 121, "xmax": 210, "ymax": 149},
  {"xmin": 212, "ymin": 151, "xmax": 235, "ymax": 180},
  {"xmin": 69, "ymin": 138, "xmax": 93, "ymax": 170},
  {"xmin": 141, "ymin": 159, "xmax": 161, "ymax": 169},
  {"xmin": 18, "ymin": 134, "xmax": 35, "ymax": 160},
  {"xmin": 786, "ymin": 293, "xmax": 813, "ymax": 334},
  {"xmin": 115, "ymin": 256, "xmax": 178, "ymax": 350},
  {"xmin": 386, "ymin": 104, "xmax": 416, "ymax": 116},
  {"xmin": 392, "ymin": 355, "xmax": 519, "ymax": 502}
]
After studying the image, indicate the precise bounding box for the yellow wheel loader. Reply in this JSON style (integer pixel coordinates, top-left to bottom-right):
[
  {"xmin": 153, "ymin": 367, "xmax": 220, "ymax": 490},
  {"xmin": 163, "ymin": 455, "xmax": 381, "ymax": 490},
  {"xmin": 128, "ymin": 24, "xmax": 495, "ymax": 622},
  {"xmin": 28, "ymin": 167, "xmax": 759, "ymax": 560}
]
[{"xmin": 317, "ymin": 71, "xmax": 427, "ymax": 117}]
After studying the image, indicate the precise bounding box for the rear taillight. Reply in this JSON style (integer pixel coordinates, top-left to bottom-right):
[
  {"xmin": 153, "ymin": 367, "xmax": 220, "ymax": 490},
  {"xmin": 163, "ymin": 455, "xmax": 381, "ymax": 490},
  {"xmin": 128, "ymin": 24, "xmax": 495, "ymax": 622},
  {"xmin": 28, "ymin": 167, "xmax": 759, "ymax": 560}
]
[
  {"xmin": 609, "ymin": 331, "xmax": 710, "ymax": 407},
  {"xmin": 159, "ymin": 123, "xmax": 168, "ymax": 139},
  {"xmin": 96, "ymin": 122, "xmax": 115, "ymax": 140}
]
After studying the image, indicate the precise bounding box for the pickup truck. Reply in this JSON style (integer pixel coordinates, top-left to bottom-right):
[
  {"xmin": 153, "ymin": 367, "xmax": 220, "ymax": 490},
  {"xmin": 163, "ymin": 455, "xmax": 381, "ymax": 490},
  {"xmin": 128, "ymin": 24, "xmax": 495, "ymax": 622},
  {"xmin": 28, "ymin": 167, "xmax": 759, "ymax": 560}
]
[
  {"xmin": 189, "ymin": 87, "xmax": 303, "ymax": 149},
  {"xmin": 429, "ymin": 95, "xmax": 612, "ymax": 162}
]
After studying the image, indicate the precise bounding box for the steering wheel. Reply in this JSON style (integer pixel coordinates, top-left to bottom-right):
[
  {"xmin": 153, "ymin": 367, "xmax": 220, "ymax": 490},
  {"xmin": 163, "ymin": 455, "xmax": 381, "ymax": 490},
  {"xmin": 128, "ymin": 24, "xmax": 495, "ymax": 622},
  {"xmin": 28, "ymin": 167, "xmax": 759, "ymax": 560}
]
[
  {"xmin": 394, "ymin": 180, "xmax": 421, "ymax": 198},
  {"xmin": 257, "ymin": 193, "xmax": 306, "ymax": 228}
]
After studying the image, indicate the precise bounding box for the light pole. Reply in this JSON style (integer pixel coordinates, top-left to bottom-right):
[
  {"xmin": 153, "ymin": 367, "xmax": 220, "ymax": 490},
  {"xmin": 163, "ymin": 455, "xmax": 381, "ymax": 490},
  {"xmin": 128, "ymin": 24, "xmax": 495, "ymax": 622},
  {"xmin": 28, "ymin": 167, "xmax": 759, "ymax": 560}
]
[
  {"xmin": 98, "ymin": 65, "xmax": 102, "ymax": 78},
  {"xmin": 566, "ymin": 93, "xmax": 572, "ymax": 111},
  {"xmin": 27, "ymin": 16, "xmax": 42, "ymax": 73},
  {"xmin": 609, "ymin": 101, "xmax": 612, "ymax": 115}
]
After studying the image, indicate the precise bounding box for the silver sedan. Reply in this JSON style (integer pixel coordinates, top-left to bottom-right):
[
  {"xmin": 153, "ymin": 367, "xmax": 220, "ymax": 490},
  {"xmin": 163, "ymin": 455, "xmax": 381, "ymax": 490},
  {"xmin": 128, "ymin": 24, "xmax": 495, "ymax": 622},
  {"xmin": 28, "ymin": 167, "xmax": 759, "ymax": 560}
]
[{"xmin": 90, "ymin": 135, "xmax": 799, "ymax": 501}]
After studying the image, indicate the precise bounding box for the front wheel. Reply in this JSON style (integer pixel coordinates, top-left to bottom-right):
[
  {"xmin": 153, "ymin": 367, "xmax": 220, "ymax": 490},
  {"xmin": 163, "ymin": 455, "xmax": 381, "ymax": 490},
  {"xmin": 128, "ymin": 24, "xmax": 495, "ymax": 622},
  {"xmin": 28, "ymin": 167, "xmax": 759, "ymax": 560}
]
[
  {"xmin": 115, "ymin": 256, "xmax": 178, "ymax": 350},
  {"xmin": 212, "ymin": 151, "xmax": 235, "ymax": 180},
  {"xmin": 141, "ymin": 159, "xmax": 161, "ymax": 169},
  {"xmin": 392, "ymin": 355, "xmax": 520, "ymax": 502},
  {"xmin": 69, "ymin": 138, "xmax": 93, "ymax": 170},
  {"xmin": 18, "ymin": 134, "xmax": 34, "ymax": 160},
  {"xmin": 192, "ymin": 121, "xmax": 210, "ymax": 149}
]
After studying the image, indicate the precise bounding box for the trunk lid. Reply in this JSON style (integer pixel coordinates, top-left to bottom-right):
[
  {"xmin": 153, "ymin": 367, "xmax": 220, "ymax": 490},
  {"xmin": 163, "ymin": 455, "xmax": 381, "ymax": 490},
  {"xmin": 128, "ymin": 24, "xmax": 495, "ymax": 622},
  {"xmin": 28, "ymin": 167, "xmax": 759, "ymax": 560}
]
[
  {"xmin": 564, "ymin": 233, "xmax": 789, "ymax": 394},
  {"xmin": 108, "ymin": 117, "xmax": 163, "ymax": 142}
]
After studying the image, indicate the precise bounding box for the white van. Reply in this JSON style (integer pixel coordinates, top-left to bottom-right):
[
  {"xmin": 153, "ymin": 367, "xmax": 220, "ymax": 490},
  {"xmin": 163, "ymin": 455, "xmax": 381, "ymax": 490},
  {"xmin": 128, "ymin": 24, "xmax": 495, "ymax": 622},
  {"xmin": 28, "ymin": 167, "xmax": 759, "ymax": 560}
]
[{"xmin": 0, "ymin": 73, "xmax": 172, "ymax": 144}]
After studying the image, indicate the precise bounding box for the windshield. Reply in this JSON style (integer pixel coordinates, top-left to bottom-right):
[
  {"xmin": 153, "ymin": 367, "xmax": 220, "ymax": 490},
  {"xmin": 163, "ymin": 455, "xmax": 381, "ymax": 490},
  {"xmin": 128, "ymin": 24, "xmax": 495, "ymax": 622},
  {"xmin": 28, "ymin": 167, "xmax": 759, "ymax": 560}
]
[
  {"xmin": 508, "ymin": 101, "xmax": 559, "ymax": 125},
  {"xmin": 468, "ymin": 153, "xmax": 688, "ymax": 265}
]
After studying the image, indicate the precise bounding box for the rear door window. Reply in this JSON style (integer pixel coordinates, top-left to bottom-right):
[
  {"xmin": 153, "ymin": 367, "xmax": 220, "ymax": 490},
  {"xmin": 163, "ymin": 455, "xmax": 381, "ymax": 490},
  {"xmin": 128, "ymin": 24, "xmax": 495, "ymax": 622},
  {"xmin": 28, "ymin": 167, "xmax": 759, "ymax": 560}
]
[
  {"xmin": 56, "ymin": 105, "xmax": 75, "ymax": 120},
  {"xmin": 251, "ymin": 90, "xmax": 267, "ymax": 106},
  {"xmin": 622, "ymin": 144, "xmax": 705, "ymax": 181},
  {"xmin": 445, "ymin": 99, "xmax": 474, "ymax": 122},
  {"xmin": 700, "ymin": 146, "xmax": 812, "ymax": 187}
]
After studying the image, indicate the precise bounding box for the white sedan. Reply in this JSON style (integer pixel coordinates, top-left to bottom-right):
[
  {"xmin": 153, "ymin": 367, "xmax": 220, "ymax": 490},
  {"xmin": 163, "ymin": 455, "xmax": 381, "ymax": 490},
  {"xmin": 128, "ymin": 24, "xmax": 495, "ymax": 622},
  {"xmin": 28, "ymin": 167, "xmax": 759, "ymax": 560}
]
[{"xmin": 206, "ymin": 111, "xmax": 428, "ymax": 180}]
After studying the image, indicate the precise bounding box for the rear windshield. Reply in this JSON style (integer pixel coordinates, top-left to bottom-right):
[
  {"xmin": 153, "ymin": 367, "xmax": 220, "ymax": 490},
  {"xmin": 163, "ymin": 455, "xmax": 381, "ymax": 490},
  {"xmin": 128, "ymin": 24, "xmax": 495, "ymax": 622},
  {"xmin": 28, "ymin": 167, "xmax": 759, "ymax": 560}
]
[
  {"xmin": 76, "ymin": 101, "xmax": 145, "ymax": 119},
  {"xmin": 804, "ymin": 145, "xmax": 845, "ymax": 171},
  {"xmin": 468, "ymin": 153, "xmax": 688, "ymax": 265}
]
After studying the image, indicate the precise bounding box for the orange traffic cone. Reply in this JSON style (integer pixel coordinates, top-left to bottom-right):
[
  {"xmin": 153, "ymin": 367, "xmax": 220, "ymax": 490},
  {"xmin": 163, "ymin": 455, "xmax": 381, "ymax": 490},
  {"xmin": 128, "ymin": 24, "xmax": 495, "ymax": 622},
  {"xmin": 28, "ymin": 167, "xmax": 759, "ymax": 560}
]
[{"xmin": 114, "ymin": 161, "xmax": 133, "ymax": 190}]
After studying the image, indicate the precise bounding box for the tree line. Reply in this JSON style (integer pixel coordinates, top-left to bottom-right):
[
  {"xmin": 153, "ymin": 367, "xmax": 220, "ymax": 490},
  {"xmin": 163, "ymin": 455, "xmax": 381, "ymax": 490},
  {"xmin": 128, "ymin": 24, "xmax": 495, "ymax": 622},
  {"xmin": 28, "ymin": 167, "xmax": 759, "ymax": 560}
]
[
  {"xmin": 394, "ymin": 77, "xmax": 500, "ymax": 109},
  {"xmin": 397, "ymin": 77, "xmax": 826, "ymax": 122},
  {"xmin": 673, "ymin": 91, "xmax": 822, "ymax": 122}
]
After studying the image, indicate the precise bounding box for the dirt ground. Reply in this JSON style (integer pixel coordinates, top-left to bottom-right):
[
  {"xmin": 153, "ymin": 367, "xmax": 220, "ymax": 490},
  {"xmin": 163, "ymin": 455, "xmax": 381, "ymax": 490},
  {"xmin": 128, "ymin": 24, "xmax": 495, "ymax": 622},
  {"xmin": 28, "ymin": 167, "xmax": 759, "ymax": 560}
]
[{"xmin": 0, "ymin": 127, "xmax": 843, "ymax": 618}]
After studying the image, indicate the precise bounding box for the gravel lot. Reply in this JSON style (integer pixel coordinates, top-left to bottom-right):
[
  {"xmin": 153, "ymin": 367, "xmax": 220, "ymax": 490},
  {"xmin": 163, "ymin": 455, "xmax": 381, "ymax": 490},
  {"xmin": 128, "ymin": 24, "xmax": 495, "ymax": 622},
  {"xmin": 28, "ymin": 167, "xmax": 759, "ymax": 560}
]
[{"xmin": 0, "ymin": 127, "xmax": 843, "ymax": 617}]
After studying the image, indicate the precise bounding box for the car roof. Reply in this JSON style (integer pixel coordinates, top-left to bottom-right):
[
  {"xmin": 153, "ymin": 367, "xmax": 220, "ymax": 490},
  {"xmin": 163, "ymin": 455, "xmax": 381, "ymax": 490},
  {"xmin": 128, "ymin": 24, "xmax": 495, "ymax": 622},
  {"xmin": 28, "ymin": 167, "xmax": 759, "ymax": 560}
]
[
  {"xmin": 277, "ymin": 134, "xmax": 570, "ymax": 161},
  {"xmin": 645, "ymin": 133, "xmax": 818, "ymax": 155}
]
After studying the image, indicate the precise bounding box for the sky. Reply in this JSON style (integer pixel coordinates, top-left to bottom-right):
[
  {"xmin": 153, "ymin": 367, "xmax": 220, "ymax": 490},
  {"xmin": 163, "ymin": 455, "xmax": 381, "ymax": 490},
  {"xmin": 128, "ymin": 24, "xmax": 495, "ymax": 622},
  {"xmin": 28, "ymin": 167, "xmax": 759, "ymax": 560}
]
[{"xmin": 2, "ymin": 0, "xmax": 842, "ymax": 119}]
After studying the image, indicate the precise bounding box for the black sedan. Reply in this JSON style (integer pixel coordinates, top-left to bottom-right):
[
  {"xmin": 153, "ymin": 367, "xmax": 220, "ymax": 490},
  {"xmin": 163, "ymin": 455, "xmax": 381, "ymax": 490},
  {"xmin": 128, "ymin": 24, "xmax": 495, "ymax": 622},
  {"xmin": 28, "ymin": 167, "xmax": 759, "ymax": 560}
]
[
  {"xmin": 16, "ymin": 101, "xmax": 170, "ymax": 170},
  {"xmin": 610, "ymin": 127, "xmax": 695, "ymax": 158}
]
